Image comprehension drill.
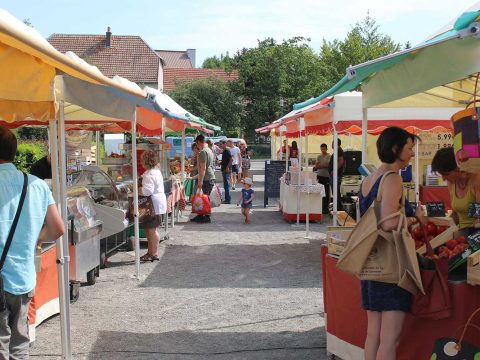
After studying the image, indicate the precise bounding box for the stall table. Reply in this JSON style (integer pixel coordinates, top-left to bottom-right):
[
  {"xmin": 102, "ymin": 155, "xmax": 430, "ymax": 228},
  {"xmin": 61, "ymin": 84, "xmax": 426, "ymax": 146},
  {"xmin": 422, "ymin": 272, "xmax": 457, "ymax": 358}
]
[
  {"xmin": 320, "ymin": 245, "xmax": 480, "ymax": 360},
  {"xmin": 279, "ymin": 176, "xmax": 324, "ymax": 222},
  {"xmin": 420, "ymin": 185, "xmax": 451, "ymax": 210}
]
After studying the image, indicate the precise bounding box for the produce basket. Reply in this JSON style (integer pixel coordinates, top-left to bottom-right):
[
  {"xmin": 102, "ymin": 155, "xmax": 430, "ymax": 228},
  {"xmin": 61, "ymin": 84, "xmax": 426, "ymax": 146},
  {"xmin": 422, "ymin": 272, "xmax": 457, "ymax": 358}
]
[
  {"xmin": 467, "ymin": 249, "xmax": 480, "ymax": 286},
  {"xmin": 326, "ymin": 226, "xmax": 353, "ymax": 256}
]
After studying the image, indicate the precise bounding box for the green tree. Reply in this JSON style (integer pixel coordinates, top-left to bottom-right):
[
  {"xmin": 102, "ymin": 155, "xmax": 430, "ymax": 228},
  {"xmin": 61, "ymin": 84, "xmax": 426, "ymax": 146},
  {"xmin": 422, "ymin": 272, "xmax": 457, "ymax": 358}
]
[
  {"xmin": 202, "ymin": 52, "xmax": 233, "ymax": 71},
  {"xmin": 168, "ymin": 77, "xmax": 243, "ymax": 135},
  {"xmin": 319, "ymin": 14, "xmax": 401, "ymax": 92},
  {"xmin": 231, "ymin": 37, "xmax": 325, "ymax": 140}
]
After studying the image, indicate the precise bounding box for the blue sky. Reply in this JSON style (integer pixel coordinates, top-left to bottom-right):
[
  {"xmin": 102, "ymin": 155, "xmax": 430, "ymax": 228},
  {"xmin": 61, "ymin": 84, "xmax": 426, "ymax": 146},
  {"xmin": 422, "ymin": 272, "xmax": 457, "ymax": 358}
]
[{"xmin": 1, "ymin": 0, "xmax": 477, "ymax": 66}]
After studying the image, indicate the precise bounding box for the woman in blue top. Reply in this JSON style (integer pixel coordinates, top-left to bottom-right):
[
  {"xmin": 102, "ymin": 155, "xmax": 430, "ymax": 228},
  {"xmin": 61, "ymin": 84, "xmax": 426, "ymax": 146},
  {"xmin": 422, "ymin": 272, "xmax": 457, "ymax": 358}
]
[{"xmin": 358, "ymin": 127, "xmax": 419, "ymax": 360}]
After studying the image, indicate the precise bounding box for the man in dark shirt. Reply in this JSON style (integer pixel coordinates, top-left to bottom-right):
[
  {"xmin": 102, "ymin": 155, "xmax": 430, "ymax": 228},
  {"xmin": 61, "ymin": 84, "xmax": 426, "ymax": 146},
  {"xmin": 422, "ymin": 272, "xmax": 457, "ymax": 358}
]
[
  {"xmin": 30, "ymin": 155, "xmax": 52, "ymax": 180},
  {"xmin": 328, "ymin": 139, "xmax": 345, "ymax": 211},
  {"xmin": 220, "ymin": 140, "xmax": 233, "ymax": 204}
]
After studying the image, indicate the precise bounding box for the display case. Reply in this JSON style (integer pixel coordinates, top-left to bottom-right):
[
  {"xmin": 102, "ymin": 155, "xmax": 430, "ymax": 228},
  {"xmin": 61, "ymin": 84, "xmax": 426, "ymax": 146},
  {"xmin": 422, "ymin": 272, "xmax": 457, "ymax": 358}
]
[
  {"xmin": 66, "ymin": 186, "xmax": 102, "ymax": 285},
  {"xmin": 71, "ymin": 166, "xmax": 131, "ymax": 262}
]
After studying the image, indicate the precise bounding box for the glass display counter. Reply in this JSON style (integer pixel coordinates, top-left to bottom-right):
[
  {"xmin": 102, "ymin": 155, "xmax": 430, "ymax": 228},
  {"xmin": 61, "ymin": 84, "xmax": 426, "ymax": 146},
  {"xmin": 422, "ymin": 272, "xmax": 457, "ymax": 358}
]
[
  {"xmin": 66, "ymin": 186, "xmax": 102, "ymax": 285},
  {"xmin": 71, "ymin": 166, "xmax": 131, "ymax": 264}
]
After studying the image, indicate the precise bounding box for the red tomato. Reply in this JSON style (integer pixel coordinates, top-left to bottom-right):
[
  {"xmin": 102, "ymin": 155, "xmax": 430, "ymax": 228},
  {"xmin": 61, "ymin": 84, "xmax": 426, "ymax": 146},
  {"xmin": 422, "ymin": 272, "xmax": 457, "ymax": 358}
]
[
  {"xmin": 456, "ymin": 235, "xmax": 467, "ymax": 244},
  {"xmin": 436, "ymin": 225, "xmax": 447, "ymax": 235},
  {"xmin": 412, "ymin": 227, "xmax": 424, "ymax": 241},
  {"xmin": 426, "ymin": 222, "xmax": 438, "ymax": 236},
  {"xmin": 445, "ymin": 239, "xmax": 457, "ymax": 250}
]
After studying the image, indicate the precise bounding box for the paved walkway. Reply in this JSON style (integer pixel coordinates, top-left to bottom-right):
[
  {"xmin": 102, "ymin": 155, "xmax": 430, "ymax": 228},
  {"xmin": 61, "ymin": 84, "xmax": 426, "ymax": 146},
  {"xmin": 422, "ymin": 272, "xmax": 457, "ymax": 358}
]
[{"xmin": 30, "ymin": 161, "xmax": 331, "ymax": 359}]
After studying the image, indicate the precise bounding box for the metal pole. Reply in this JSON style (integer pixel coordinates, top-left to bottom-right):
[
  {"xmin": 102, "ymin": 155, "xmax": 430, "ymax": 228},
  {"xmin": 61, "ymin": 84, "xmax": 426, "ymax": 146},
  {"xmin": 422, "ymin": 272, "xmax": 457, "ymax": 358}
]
[
  {"xmin": 279, "ymin": 131, "xmax": 283, "ymax": 161},
  {"xmin": 181, "ymin": 125, "xmax": 186, "ymax": 182},
  {"xmin": 361, "ymin": 108, "xmax": 368, "ymax": 164},
  {"xmin": 58, "ymin": 101, "xmax": 72, "ymax": 359},
  {"xmin": 333, "ymin": 124, "xmax": 338, "ymax": 227},
  {"xmin": 305, "ymin": 132, "xmax": 309, "ymax": 169},
  {"xmin": 49, "ymin": 121, "xmax": 61, "ymax": 203},
  {"xmin": 296, "ymin": 123, "xmax": 302, "ymax": 226},
  {"xmin": 95, "ymin": 131, "xmax": 101, "ymax": 166},
  {"xmin": 131, "ymin": 111, "xmax": 141, "ymax": 278},
  {"xmin": 415, "ymin": 138, "xmax": 420, "ymax": 205}
]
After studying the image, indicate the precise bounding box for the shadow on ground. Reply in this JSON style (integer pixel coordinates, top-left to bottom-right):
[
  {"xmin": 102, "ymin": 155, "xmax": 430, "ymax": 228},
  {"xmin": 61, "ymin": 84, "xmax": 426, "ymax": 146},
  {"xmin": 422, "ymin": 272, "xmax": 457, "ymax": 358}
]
[
  {"xmin": 84, "ymin": 327, "xmax": 326, "ymax": 360},
  {"xmin": 140, "ymin": 242, "xmax": 323, "ymax": 289}
]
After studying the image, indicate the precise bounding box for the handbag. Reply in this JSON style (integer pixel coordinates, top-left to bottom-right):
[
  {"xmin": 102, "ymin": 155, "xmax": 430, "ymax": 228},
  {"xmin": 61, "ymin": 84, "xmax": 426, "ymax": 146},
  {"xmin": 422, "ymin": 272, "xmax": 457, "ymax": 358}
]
[
  {"xmin": 129, "ymin": 195, "xmax": 156, "ymax": 224},
  {"xmin": 337, "ymin": 171, "xmax": 424, "ymax": 294},
  {"xmin": 191, "ymin": 190, "xmax": 211, "ymax": 215},
  {"xmin": 430, "ymin": 307, "xmax": 480, "ymax": 359},
  {"xmin": 209, "ymin": 184, "xmax": 222, "ymax": 208},
  {"xmin": 0, "ymin": 172, "xmax": 28, "ymax": 312},
  {"xmin": 411, "ymin": 218, "xmax": 452, "ymax": 320}
]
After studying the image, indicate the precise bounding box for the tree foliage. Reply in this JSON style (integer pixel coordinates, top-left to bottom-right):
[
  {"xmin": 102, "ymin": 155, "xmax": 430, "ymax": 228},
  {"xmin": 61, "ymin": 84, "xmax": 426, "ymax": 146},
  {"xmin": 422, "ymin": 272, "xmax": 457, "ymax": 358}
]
[
  {"xmin": 174, "ymin": 15, "xmax": 402, "ymax": 142},
  {"xmin": 231, "ymin": 37, "xmax": 325, "ymax": 140},
  {"xmin": 168, "ymin": 77, "xmax": 243, "ymax": 135},
  {"xmin": 318, "ymin": 14, "xmax": 401, "ymax": 92},
  {"xmin": 202, "ymin": 52, "xmax": 233, "ymax": 71}
]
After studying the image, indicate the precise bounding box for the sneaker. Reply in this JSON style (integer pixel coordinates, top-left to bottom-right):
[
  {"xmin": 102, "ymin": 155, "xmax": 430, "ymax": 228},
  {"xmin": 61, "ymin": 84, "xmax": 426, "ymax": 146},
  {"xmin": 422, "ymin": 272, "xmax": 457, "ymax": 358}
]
[
  {"xmin": 232, "ymin": 186, "xmax": 235, "ymax": 190},
  {"xmin": 190, "ymin": 215, "xmax": 202, "ymax": 222},
  {"xmin": 222, "ymin": 201, "xmax": 231, "ymax": 204}
]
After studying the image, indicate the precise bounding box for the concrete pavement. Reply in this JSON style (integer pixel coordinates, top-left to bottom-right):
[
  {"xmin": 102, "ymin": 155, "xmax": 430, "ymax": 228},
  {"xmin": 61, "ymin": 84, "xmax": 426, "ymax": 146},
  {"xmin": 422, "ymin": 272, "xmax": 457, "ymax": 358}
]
[{"xmin": 30, "ymin": 160, "xmax": 332, "ymax": 359}]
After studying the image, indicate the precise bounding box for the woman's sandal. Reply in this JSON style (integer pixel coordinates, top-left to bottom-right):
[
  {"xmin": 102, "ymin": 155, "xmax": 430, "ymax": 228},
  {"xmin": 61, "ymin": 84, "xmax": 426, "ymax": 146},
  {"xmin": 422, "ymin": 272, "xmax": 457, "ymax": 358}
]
[{"xmin": 140, "ymin": 253, "xmax": 160, "ymax": 262}]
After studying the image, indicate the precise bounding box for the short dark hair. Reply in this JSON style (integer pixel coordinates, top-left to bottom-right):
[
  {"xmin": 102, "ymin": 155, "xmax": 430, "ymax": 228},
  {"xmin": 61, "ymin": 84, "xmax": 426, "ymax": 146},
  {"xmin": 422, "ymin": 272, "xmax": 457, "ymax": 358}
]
[
  {"xmin": 194, "ymin": 134, "xmax": 205, "ymax": 143},
  {"xmin": 376, "ymin": 127, "xmax": 419, "ymax": 164},
  {"xmin": 0, "ymin": 126, "xmax": 17, "ymax": 162},
  {"xmin": 431, "ymin": 147, "xmax": 457, "ymax": 174},
  {"xmin": 320, "ymin": 143, "xmax": 327, "ymax": 149}
]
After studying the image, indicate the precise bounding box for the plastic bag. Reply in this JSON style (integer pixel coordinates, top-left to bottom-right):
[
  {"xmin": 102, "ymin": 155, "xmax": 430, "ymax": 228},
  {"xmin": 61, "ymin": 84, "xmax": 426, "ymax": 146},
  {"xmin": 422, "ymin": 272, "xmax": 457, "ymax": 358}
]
[
  {"xmin": 209, "ymin": 184, "xmax": 222, "ymax": 208},
  {"xmin": 191, "ymin": 191, "xmax": 211, "ymax": 215}
]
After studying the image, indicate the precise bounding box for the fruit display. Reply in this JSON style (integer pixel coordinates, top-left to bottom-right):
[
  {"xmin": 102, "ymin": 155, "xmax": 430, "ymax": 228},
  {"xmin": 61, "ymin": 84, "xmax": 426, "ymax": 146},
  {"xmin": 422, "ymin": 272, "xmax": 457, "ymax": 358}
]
[{"xmin": 412, "ymin": 221, "xmax": 448, "ymax": 250}]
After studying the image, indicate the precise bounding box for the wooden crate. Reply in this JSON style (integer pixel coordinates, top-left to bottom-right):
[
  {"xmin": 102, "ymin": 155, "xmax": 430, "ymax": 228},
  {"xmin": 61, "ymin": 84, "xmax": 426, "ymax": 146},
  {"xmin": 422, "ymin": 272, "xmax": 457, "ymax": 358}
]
[
  {"xmin": 416, "ymin": 217, "xmax": 458, "ymax": 255},
  {"xmin": 326, "ymin": 226, "xmax": 353, "ymax": 256},
  {"xmin": 467, "ymin": 249, "xmax": 480, "ymax": 286}
]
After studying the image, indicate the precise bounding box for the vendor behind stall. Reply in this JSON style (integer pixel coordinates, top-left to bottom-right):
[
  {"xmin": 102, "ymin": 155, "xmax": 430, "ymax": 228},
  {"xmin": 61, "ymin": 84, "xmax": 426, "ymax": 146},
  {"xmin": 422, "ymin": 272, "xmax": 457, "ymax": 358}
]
[{"xmin": 431, "ymin": 147, "xmax": 480, "ymax": 229}]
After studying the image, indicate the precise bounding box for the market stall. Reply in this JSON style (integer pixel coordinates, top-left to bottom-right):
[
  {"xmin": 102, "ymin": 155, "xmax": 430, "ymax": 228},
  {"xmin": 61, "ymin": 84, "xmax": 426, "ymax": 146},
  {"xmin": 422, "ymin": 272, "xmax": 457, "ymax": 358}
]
[
  {"xmin": 321, "ymin": 246, "xmax": 480, "ymax": 360},
  {"xmin": 257, "ymin": 92, "xmax": 458, "ymax": 226},
  {"xmin": 289, "ymin": 4, "xmax": 480, "ymax": 358}
]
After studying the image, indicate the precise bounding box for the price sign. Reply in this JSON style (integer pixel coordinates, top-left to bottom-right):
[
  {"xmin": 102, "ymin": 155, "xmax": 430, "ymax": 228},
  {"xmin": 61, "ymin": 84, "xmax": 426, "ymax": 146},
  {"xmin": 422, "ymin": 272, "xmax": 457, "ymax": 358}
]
[
  {"xmin": 468, "ymin": 203, "xmax": 480, "ymax": 218},
  {"xmin": 418, "ymin": 132, "xmax": 453, "ymax": 159},
  {"xmin": 426, "ymin": 201, "xmax": 446, "ymax": 217}
]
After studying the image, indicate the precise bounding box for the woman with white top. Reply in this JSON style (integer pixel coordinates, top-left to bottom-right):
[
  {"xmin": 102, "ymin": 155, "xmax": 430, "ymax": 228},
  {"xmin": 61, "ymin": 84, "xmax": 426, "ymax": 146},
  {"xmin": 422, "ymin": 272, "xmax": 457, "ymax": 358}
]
[{"xmin": 139, "ymin": 150, "xmax": 167, "ymax": 262}]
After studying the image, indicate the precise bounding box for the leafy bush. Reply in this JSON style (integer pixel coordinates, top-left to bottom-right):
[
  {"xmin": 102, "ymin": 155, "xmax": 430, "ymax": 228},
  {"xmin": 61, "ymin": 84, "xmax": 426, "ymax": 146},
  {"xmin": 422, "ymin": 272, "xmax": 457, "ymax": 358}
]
[
  {"xmin": 248, "ymin": 144, "xmax": 271, "ymax": 159},
  {"xmin": 14, "ymin": 142, "xmax": 47, "ymax": 172}
]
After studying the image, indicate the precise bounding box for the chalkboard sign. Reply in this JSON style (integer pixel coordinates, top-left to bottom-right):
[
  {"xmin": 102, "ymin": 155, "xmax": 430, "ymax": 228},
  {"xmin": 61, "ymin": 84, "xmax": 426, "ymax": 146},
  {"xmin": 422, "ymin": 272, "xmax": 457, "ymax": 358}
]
[
  {"xmin": 468, "ymin": 202, "xmax": 480, "ymax": 218},
  {"xmin": 264, "ymin": 160, "xmax": 288, "ymax": 207},
  {"xmin": 426, "ymin": 202, "xmax": 446, "ymax": 217}
]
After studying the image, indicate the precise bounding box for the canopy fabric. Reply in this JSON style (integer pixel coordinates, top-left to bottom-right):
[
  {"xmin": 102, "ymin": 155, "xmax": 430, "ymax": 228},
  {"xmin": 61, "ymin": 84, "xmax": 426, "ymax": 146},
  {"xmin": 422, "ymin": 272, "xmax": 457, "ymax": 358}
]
[
  {"xmin": 145, "ymin": 87, "xmax": 221, "ymax": 131},
  {"xmin": 269, "ymin": 92, "xmax": 459, "ymax": 138},
  {"xmin": 292, "ymin": 4, "xmax": 480, "ymax": 110}
]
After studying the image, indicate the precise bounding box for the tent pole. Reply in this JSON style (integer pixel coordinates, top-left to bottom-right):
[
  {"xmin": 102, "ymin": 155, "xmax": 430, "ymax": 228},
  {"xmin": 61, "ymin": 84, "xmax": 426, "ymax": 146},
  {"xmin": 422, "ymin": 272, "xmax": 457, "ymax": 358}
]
[
  {"xmin": 271, "ymin": 131, "xmax": 276, "ymax": 160},
  {"xmin": 296, "ymin": 122, "xmax": 302, "ymax": 226},
  {"xmin": 57, "ymin": 101, "xmax": 72, "ymax": 360},
  {"xmin": 279, "ymin": 131, "xmax": 283, "ymax": 160},
  {"xmin": 49, "ymin": 121, "xmax": 61, "ymax": 204},
  {"xmin": 95, "ymin": 131, "xmax": 101, "ymax": 166},
  {"xmin": 415, "ymin": 138, "xmax": 420, "ymax": 205},
  {"xmin": 181, "ymin": 125, "xmax": 186, "ymax": 182},
  {"xmin": 361, "ymin": 108, "xmax": 368, "ymax": 164},
  {"xmin": 131, "ymin": 110, "xmax": 141, "ymax": 278},
  {"xmin": 333, "ymin": 124, "xmax": 338, "ymax": 227},
  {"xmin": 305, "ymin": 131, "xmax": 309, "ymax": 169}
]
